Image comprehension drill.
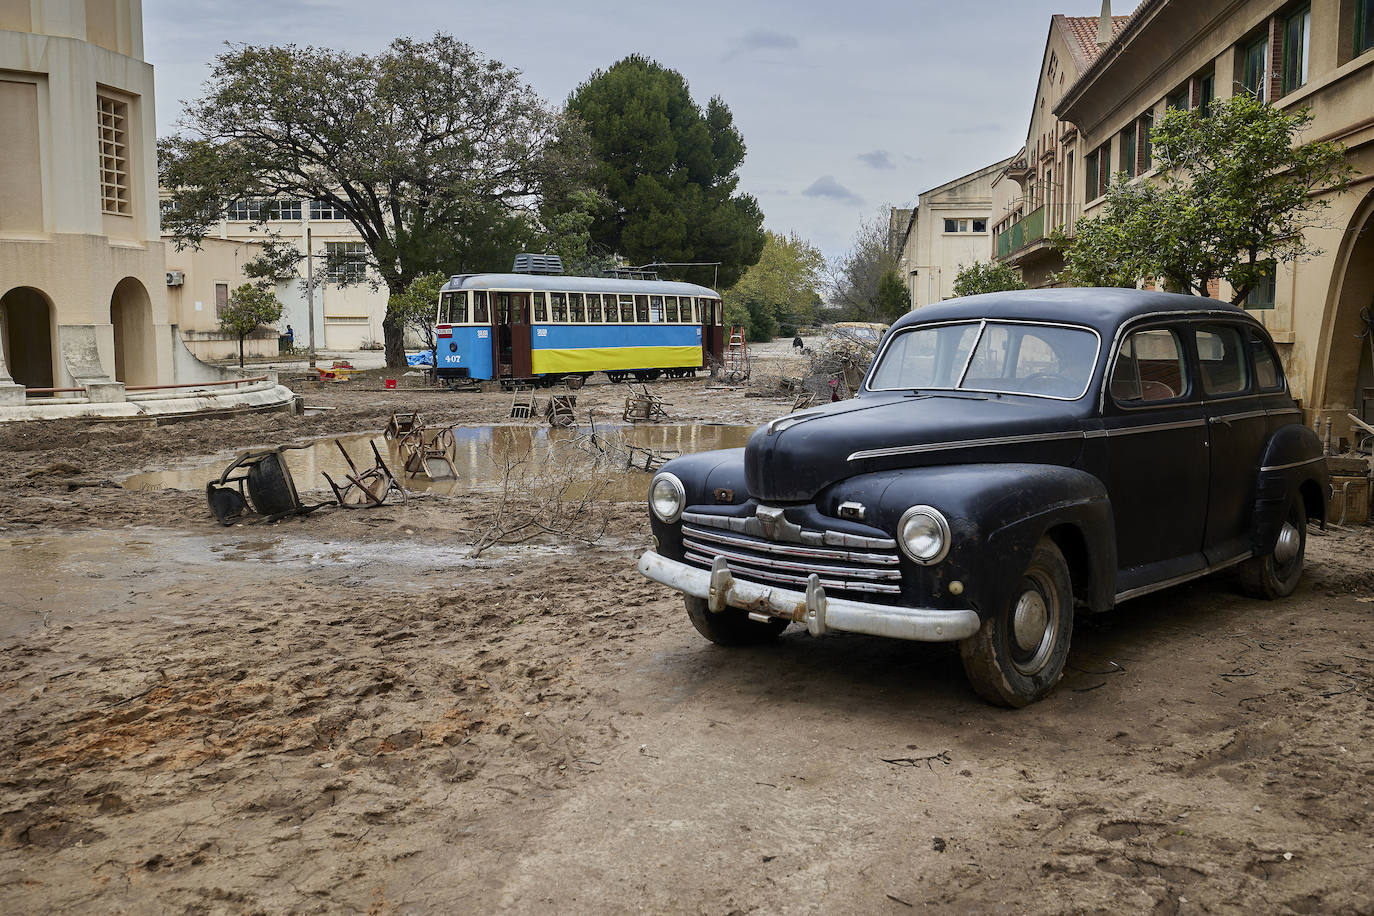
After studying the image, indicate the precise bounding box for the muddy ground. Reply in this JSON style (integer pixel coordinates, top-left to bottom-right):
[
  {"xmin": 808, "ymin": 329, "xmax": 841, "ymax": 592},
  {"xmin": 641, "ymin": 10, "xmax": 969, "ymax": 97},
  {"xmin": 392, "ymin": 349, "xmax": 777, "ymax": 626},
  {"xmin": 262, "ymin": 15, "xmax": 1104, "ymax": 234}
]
[{"xmin": 1, "ymin": 358, "xmax": 1372, "ymax": 914}]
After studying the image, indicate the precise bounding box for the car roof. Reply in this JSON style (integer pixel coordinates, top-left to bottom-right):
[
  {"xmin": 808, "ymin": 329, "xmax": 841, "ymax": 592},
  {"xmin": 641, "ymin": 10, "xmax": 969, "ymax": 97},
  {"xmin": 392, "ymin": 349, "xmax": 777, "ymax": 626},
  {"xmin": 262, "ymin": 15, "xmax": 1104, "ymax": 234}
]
[{"xmin": 892, "ymin": 288, "xmax": 1257, "ymax": 336}]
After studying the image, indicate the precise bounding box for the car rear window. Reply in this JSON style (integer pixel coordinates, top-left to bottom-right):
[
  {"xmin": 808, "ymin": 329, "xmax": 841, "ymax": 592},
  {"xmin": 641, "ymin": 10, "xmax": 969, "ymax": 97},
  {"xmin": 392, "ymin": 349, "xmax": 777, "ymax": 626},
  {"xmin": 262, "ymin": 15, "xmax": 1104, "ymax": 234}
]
[
  {"xmin": 1110, "ymin": 328, "xmax": 1187, "ymax": 404},
  {"xmin": 1195, "ymin": 325, "xmax": 1251, "ymax": 396}
]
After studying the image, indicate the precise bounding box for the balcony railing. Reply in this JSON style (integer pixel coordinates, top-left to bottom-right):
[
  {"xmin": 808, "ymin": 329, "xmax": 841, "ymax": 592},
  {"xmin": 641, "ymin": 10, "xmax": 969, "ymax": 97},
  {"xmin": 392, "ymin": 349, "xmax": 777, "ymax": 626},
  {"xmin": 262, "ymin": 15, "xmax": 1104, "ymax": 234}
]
[{"xmin": 995, "ymin": 205, "xmax": 1046, "ymax": 260}]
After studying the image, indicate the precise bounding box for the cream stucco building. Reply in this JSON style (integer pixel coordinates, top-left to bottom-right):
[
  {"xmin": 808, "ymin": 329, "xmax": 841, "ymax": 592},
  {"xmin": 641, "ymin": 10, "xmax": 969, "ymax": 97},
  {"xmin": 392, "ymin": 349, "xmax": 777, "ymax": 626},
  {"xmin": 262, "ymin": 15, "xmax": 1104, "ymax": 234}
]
[
  {"xmin": 0, "ymin": 0, "xmax": 170, "ymax": 401},
  {"xmin": 0, "ymin": 0, "xmax": 292, "ymax": 417},
  {"xmin": 165, "ymin": 201, "xmax": 396, "ymax": 358},
  {"xmin": 892, "ymin": 158, "xmax": 1012, "ymax": 308},
  {"xmin": 987, "ymin": 0, "xmax": 1373, "ymax": 437}
]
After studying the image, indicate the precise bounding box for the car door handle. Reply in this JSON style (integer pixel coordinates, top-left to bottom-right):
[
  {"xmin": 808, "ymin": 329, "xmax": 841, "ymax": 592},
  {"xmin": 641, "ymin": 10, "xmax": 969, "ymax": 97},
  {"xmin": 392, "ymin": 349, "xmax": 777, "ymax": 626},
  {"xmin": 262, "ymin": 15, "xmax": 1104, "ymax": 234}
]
[{"xmin": 1209, "ymin": 415, "xmax": 1231, "ymax": 427}]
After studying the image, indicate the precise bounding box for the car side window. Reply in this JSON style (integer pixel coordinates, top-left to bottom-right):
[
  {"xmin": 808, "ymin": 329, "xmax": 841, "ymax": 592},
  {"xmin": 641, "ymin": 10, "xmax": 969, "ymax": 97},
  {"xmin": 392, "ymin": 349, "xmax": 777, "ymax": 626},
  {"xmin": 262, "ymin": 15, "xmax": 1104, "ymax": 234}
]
[
  {"xmin": 1195, "ymin": 324, "xmax": 1250, "ymax": 397},
  {"xmin": 1249, "ymin": 331, "xmax": 1285, "ymax": 392},
  {"xmin": 1110, "ymin": 328, "xmax": 1187, "ymax": 404}
]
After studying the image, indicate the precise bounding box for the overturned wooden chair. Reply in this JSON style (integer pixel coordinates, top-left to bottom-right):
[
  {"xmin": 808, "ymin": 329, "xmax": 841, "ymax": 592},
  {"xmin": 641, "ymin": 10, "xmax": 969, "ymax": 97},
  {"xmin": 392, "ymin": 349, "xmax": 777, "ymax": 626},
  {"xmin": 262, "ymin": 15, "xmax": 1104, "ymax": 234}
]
[
  {"xmin": 510, "ymin": 390, "xmax": 538, "ymax": 419},
  {"xmin": 205, "ymin": 445, "xmax": 328, "ymax": 526},
  {"xmin": 398, "ymin": 425, "xmax": 458, "ymax": 481},
  {"xmin": 384, "ymin": 411, "xmax": 420, "ymax": 440},
  {"xmin": 623, "ymin": 385, "xmax": 670, "ymax": 423},
  {"xmin": 546, "ymin": 394, "xmax": 577, "ymax": 428},
  {"xmin": 322, "ymin": 439, "xmax": 406, "ymax": 508}
]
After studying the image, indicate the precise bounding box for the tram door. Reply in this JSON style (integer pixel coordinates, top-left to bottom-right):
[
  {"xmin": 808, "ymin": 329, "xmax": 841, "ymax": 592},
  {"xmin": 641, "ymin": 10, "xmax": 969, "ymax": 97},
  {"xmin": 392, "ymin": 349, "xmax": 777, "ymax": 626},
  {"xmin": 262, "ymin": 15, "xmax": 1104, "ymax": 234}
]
[
  {"xmin": 492, "ymin": 292, "xmax": 532, "ymax": 380},
  {"xmin": 701, "ymin": 298, "xmax": 725, "ymax": 363}
]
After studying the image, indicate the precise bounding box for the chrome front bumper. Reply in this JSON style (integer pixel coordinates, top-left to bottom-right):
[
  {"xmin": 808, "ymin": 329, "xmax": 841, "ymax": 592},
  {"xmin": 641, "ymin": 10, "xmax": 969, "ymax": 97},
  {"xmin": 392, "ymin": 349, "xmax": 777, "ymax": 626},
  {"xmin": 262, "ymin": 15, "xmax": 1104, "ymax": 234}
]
[{"xmin": 637, "ymin": 550, "xmax": 981, "ymax": 643}]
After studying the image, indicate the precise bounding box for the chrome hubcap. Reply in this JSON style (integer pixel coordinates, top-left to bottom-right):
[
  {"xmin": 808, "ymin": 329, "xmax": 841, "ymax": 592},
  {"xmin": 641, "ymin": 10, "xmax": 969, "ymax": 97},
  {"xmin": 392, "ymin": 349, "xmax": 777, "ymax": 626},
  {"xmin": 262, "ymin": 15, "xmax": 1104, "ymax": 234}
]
[
  {"xmin": 1013, "ymin": 590, "xmax": 1049, "ymax": 653},
  {"xmin": 1274, "ymin": 522, "xmax": 1301, "ymax": 564}
]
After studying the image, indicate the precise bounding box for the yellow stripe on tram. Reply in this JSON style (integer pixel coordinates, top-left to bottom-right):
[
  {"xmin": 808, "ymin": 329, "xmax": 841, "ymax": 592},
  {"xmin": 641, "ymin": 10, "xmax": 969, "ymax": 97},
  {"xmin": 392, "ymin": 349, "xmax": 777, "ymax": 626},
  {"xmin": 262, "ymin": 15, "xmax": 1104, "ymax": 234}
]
[{"xmin": 531, "ymin": 345, "xmax": 701, "ymax": 375}]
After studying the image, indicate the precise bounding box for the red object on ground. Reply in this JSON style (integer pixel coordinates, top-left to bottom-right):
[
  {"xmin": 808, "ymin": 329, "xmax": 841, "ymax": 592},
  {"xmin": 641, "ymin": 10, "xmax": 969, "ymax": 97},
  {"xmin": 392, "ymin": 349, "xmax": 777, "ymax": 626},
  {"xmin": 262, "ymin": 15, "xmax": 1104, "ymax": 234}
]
[{"xmin": 385, "ymin": 379, "xmax": 397, "ymax": 390}]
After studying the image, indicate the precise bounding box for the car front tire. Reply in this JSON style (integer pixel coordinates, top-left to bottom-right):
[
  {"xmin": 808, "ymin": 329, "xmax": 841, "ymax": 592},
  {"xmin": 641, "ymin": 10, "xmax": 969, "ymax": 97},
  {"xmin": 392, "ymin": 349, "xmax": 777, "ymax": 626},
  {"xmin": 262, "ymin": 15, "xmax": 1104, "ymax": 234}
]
[
  {"xmin": 684, "ymin": 595, "xmax": 789, "ymax": 646},
  {"xmin": 1238, "ymin": 498, "xmax": 1307, "ymax": 600},
  {"xmin": 960, "ymin": 538, "xmax": 1074, "ymax": 707}
]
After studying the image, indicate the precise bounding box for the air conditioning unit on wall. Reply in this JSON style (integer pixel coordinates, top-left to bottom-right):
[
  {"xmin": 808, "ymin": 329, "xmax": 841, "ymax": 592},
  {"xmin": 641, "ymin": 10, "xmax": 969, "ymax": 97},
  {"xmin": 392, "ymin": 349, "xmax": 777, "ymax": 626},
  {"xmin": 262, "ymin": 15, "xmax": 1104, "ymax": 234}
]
[{"xmin": 166, "ymin": 271, "xmax": 185, "ymax": 287}]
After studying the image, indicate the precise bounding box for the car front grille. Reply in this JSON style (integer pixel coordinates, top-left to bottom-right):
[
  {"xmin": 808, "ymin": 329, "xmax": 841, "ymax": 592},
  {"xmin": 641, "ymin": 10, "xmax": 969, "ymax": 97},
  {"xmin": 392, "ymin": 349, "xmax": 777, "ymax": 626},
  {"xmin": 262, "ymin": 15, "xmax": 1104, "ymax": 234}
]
[{"xmin": 680, "ymin": 510, "xmax": 903, "ymax": 596}]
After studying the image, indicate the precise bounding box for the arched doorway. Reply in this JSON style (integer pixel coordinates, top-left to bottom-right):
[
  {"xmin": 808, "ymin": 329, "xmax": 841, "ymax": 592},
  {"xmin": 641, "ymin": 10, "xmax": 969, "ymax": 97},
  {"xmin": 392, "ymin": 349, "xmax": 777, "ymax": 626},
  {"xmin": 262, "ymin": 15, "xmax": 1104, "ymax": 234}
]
[
  {"xmin": 1315, "ymin": 189, "xmax": 1374, "ymax": 431},
  {"xmin": 0, "ymin": 286, "xmax": 55, "ymax": 390},
  {"xmin": 110, "ymin": 277, "xmax": 155, "ymax": 386}
]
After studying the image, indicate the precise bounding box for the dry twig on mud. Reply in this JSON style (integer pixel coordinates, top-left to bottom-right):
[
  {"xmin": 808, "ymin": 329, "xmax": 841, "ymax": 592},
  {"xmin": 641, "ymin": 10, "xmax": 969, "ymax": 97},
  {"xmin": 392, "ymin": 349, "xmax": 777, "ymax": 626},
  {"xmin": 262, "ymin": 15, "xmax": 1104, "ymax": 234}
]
[
  {"xmin": 468, "ymin": 429, "xmax": 617, "ymax": 558},
  {"xmin": 881, "ymin": 750, "xmax": 952, "ymax": 770}
]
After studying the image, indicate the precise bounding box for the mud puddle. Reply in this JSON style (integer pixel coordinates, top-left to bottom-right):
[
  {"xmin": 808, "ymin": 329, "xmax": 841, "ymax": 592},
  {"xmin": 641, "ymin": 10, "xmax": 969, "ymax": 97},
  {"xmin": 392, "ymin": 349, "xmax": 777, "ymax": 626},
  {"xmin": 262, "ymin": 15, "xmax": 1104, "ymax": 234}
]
[
  {"xmin": 121, "ymin": 423, "xmax": 756, "ymax": 499},
  {"xmin": 0, "ymin": 526, "xmax": 585, "ymax": 641}
]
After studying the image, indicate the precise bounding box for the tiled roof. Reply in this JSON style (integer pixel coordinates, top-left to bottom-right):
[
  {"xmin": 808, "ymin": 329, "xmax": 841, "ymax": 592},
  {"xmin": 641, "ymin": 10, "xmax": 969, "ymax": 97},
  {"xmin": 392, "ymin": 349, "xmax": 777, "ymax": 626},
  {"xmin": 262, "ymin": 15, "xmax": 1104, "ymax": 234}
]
[{"xmin": 1059, "ymin": 14, "xmax": 1132, "ymax": 68}]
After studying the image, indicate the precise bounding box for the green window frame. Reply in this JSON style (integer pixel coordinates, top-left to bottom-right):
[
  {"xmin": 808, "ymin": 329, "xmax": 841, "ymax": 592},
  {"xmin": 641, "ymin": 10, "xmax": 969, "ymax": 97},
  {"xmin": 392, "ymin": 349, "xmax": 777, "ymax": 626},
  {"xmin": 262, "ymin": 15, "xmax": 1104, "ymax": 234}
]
[
  {"xmin": 1198, "ymin": 71, "xmax": 1216, "ymax": 113},
  {"xmin": 1120, "ymin": 123, "xmax": 1137, "ymax": 179},
  {"xmin": 1240, "ymin": 34, "xmax": 1268, "ymax": 100},
  {"xmin": 1356, "ymin": 0, "xmax": 1373, "ymax": 56},
  {"xmin": 1282, "ymin": 5, "xmax": 1311, "ymax": 97},
  {"xmin": 1085, "ymin": 151, "xmax": 1099, "ymax": 201},
  {"xmin": 1245, "ymin": 262, "xmax": 1277, "ymax": 310},
  {"xmin": 1140, "ymin": 112, "xmax": 1154, "ymax": 172}
]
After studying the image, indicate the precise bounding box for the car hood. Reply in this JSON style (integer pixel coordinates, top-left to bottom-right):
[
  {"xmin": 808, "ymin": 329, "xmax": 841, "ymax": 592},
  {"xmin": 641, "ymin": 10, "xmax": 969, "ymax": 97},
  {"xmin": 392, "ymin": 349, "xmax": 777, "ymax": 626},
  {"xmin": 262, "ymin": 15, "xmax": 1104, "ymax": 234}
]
[{"xmin": 744, "ymin": 392, "xmax": 1086, "ymax": 502}]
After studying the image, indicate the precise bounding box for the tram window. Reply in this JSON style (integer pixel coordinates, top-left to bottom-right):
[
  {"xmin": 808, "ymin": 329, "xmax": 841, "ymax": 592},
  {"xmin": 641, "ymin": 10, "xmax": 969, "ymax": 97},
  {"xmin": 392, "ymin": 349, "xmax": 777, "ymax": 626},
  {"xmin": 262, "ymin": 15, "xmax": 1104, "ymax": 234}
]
[
  {"xmin": 664, "ymin": 297, "xmax": 678, "ymax": 322},
  {"xmin": 635, "ymin": 296, "xmax": 650, "ymax": 323},
  {"xmin": 585, "ymin": 294, "xmax": 601, "ymax": 323},
  {"xmin": 452, "ymin": 292, "xmax": 468, "ymax": 324},
  {"xmin": 619, "ymin": 295, "xmax": 635, "ymax": 322},
  {"xmin": 649, "ymin": 296, "xmax": 664, "ymax": 322},
  {"xmin": 551, "ymin": 292, "xmax": 568, "ymax": 322},
  {"xmin": 569, "ymin": 293, "xmax": 585, "ymax": 322},
  {"xmin": 495, "ymin": 294, "xmax": 510, "ymax": 325},
  {"xmin": 532, "ymin": 292, "xmax": 547, "ymax": 323},
  {"xmin": 473, "ymin": 291, "xmax": 489, "ymax": 324},
  {"xmin": 437, "ymin": 291, "xmax": 451, "ymax": 324}
]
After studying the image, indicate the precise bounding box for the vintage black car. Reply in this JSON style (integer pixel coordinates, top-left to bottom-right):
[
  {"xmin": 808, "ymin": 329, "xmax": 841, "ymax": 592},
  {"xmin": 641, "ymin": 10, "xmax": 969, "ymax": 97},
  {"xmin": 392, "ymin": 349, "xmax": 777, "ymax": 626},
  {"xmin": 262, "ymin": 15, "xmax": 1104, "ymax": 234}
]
[{"xmin": 637, "ymin": 289, "xmax": 1330, "ymax": 706}]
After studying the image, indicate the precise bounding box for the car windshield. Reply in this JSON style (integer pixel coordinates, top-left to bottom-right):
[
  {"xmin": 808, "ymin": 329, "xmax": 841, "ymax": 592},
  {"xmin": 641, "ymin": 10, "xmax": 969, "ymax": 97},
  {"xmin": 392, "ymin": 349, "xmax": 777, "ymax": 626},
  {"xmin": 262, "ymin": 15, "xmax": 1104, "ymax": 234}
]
[{"xmin": 868, "ymin": 320, "xmax": 1100, "ymax": 399}]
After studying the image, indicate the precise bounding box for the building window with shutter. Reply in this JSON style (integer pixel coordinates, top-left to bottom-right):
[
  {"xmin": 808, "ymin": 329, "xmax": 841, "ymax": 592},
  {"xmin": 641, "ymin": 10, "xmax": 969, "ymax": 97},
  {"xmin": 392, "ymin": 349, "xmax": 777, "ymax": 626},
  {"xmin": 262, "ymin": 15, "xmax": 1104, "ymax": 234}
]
[
  {"xmin": 98, "ymin": 95, "xmax": 131, "ymax": 215},
  {"xmin": 1085, "ymin": 150, "xmax": 1099, "ymax": 202},
  {"xmin": 1120, "ymin": 123, "xmax": 1137, "ymax": 179},
  {"xmin": 215, "ymin": 283, "xmax": 229, "ymax": 318},
  {"xmin": 1240, "ymin": 33, "xmax": 1269, "ymax": 100},
  {"xmin": 1358, "ymin": 0, "xmax": 1374, "ymax": 56},
  {"xmin": 1282, "ymin": 5, "xmax": 1311, "ymax": 96}
]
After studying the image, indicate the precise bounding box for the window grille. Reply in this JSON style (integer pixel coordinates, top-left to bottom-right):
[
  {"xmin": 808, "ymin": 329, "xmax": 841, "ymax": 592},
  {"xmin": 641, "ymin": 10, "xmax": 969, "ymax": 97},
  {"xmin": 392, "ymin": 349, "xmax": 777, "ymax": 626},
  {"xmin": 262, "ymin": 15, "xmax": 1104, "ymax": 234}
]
[{"xmin": 98, "ymin": 96, "xmax": 131, "ymax": 215}]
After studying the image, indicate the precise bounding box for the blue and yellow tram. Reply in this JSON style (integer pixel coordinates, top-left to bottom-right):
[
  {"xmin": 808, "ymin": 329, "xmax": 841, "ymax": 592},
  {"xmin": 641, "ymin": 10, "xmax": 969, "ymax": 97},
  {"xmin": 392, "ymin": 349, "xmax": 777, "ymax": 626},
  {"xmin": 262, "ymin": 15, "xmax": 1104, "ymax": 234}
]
[{"xmin": 434, "ymin": 270, "xmax": 726, "ymax": 386}]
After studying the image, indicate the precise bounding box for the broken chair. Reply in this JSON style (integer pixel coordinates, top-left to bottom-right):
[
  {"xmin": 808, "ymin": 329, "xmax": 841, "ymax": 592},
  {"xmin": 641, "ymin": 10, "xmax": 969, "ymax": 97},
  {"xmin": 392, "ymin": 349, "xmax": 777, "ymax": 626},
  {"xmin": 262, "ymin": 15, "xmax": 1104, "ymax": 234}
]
[
  {"xmin": 623, "ymin": 385, "xmax": 670, "ymax": 423},
  {"xmin": 546, "ymin": 394, "xmax": 577, "ymax": 428},
  {"xmin": 398, "ymin": 425, "xmax": 459, "ymax": 481},
  {"xmin": 322, "ymin": 440, "xmax": 406, "ymax": 508},
  {"xmin": 205, "ymin": 446, "xmax": 327, "ymax": 526},
  {"xmin": 384, "ymin": 411, "xmax": 420, "ymax": 440}
]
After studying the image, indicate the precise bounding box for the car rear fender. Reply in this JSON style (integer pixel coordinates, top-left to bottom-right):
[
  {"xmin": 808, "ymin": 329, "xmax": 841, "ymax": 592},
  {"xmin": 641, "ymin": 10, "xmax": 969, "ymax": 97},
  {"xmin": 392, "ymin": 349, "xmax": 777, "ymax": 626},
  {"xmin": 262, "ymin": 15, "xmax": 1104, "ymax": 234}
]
[{"xmin": 1253, "ymin": 424, "xmax": 1330, "ymax": 551}]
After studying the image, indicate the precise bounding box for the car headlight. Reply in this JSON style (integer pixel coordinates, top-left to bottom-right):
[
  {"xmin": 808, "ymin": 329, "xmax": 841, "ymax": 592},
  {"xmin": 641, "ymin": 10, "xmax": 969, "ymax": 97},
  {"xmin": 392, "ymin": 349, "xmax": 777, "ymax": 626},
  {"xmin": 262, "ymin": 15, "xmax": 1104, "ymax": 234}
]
[
  {"xmin": 650, "ymin": 473, "xmax": 685, "ymax": 523},
  {"xmin": 898, "ymin": 505, "xmax": 950, "ymax": 565}
]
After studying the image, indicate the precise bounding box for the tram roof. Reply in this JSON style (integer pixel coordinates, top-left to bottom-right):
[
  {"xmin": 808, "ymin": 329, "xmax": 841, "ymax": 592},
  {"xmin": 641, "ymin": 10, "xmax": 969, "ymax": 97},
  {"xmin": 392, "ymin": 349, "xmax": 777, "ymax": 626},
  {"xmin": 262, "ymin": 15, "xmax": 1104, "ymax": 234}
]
[{"xmin": 441, "ymin": 273, "xmax": 720, "ymax": 298}]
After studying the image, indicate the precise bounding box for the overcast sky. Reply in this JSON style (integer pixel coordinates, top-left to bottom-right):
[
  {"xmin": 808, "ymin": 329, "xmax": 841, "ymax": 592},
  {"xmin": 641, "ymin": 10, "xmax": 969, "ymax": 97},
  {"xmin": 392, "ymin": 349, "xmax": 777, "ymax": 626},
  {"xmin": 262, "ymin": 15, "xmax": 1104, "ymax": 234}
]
[{"xmin": 144, "ymin": 0, "xmax": 1117, "ymax": 261}]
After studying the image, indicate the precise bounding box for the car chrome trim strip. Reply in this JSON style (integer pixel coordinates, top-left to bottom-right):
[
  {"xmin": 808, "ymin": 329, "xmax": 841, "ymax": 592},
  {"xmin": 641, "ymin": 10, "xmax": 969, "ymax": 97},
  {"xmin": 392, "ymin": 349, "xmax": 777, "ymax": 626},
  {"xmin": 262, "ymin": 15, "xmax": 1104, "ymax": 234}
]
[
  {"xmin": 1205, "ymin": 408, "xmax": 1269, "ymax": 422},
  {"xmin": 682, "ymin": 539, "xmax": 902, "ymax": 581},
  {"xmin": 639, "ymin": 550, "xmax": 980, "ymax": 641},
  {"xmin": 1100, "ymin": 418, "xmax": 1208, "ymax": 437},
  {"xmin": 847, "ymin": 430, "xmax": 1083, "ymax": 462},
  {"xmin": 682, "ymin": 525, "xmax": 900, "ymax": 565},
  {"xmin": 1260, "ymin": 455, "xmax": 1326, "ymax": 473},
  {"xmin": 865, "ymin": 318, "xmax": 1103, "ymax": 402},
  {"xmin": 681, "ymin": 510, "xmax": 896, "ymax": 550},
  {"xmin": 1113, "ymin": 552, "xmax": 1251, "ymax": 603},
  {"xmin": 683, "ymin": 551, "xmax": 904, "ymax": 594}
]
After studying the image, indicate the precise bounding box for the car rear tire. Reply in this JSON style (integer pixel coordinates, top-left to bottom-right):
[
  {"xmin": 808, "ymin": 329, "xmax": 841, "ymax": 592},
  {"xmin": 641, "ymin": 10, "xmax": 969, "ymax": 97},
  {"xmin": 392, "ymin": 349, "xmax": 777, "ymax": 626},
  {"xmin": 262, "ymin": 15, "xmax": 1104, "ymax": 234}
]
[
  {"xmin": 960, "ymin": 538, "xmax": 1074, "ymax": 707},
  {"xmin": 684, "ymin": 595, "xmax": 789, "ymax": 646},
  {"xmin": 1238, "ymin": 498, "xmax": 1307, "ymax": 600}
]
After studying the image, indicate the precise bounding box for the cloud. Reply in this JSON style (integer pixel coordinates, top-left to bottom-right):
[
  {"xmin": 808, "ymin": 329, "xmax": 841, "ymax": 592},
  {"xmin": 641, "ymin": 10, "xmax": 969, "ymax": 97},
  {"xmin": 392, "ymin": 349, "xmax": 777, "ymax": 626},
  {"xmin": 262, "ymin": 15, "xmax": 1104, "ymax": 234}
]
[
  {"xmin": 724, "ymin": 29, "xmax": 799, "ymax": 61},
  {"xmin": 949, "ymin": 122, "xmax": 1003, "ymax": 135},
  {"xmin": 802, "ymin": 175, "xmax": 862, "ymax": 206},
  {"xmin": 857, "ymin": 149, "xmax": 895, "ymax": 170}
]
